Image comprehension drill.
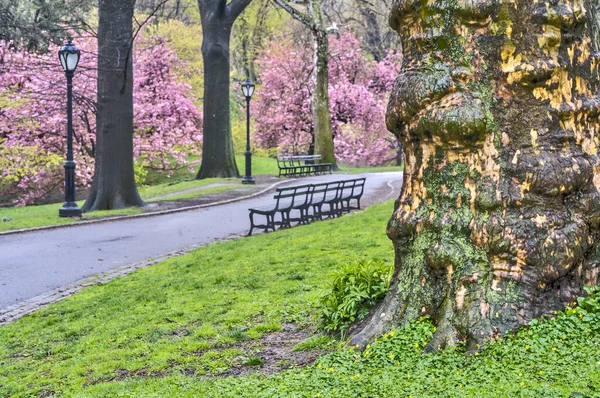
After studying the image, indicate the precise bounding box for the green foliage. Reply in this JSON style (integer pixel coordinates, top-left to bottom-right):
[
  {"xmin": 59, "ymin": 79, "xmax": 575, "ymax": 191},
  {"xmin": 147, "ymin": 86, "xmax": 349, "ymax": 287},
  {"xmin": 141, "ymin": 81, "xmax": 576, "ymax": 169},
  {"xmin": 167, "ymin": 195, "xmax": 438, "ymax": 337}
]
[
  {"xmin": 134, "ymin": 161, "xmax": 148, "ymax": 186},
  {"xmin": 0, "ymin": 141, "xmax": 62, "ymax": 186},
  {"xmin": 77, "ymin": 290, "xmax": 600, "ymax": 397},
  {"xmin": 147, "ymin": 19, "xmax": 204, "ymax": 102},
  {"xmin": 319, "ymin": 259, "xmax": 393, "ymax": 335}
]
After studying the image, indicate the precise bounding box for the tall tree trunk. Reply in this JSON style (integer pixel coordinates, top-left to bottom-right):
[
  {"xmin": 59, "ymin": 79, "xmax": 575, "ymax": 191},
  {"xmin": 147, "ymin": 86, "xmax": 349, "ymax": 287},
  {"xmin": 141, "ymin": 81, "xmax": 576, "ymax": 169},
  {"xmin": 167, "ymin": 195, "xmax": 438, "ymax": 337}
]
[
  {"xmin": 358, "ymin": 5, "xmax": 384, "ymax": 62},
  {"xmin": 272, "ymin": 0, "xmax": 337, "ymax": 166},
  {"xmin": 82, "ymin": 0, "xmax": 144, "ymax": 212},
  {"xmin": 196, "ymin": 0, "xmax": 253, "ymax": 179},
  {"xmin": 350, "ymin": 0, "xmax": 600, "ymax": 351},
  {"xmin": 196, "ymin": 15, "xmax": 239, "ymax": 178},
  {"xmin": 311, "ymin": 26, "xmax": 336, "ymax": 167}
]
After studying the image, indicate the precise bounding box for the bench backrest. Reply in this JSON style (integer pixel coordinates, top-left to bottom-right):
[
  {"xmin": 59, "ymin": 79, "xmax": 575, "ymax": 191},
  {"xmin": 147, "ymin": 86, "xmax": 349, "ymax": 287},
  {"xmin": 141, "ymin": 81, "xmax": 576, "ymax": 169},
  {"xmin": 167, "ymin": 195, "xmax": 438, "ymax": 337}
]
[
  {"xmin": 277, "ymin": 155, "xmax": 323, "ymax": 165},
  {"xmin": 340, "ymin": 178, "xmax": 366, "ymax": 199},
  {"xmin": 275, "ymin": 184, "xmax": 314, "ymax": 209},
  {"xmin": 310, "ymin": 181, "xmax": 342, "ymax": 203}
]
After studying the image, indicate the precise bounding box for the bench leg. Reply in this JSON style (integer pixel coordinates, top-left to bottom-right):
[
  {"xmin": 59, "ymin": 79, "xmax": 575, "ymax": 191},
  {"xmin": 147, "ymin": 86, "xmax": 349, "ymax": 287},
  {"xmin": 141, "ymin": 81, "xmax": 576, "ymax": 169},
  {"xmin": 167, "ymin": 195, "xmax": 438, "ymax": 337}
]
[
  {"xmin": 248, "ymin": 211, "xmax": 255, "ymax": 236},
  {"xmin": 267, "ymin": 214, "xmax": 276, "ymax": 232}
]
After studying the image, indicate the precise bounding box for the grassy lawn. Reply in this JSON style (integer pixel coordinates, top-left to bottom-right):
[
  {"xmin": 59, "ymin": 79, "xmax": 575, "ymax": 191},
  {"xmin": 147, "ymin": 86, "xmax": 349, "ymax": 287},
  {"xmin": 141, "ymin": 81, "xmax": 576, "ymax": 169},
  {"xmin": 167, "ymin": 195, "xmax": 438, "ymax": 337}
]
[
  {"xmin": 143, "ymin": 155, "xmax": 280, "ymax": 186},
  {"xmin": 0, "ymin": 178, "xmax": 238, "ymax": 233},
  {"xmin": 1, "ymin": 200, "xmax": 599, "ymax": 396},
  {"xmin": 0, "ymin": 201, "xmax": 395, "ymax": 396}
]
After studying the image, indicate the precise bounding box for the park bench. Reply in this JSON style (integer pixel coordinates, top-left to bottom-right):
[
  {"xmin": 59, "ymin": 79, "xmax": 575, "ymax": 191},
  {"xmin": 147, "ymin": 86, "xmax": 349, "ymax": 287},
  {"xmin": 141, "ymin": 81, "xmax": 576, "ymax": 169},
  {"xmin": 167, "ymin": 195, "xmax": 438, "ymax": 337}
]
[
  {"xmin": 247, "ymin": 184, "xmax": 314, "ymax": 235},
  {"xmin": 247, "ymin": 178, "xmax": 366, "ymax": 235},
  {"xmin": 276, "ymin": 155, "xmax": 333, "ymax": 178}
]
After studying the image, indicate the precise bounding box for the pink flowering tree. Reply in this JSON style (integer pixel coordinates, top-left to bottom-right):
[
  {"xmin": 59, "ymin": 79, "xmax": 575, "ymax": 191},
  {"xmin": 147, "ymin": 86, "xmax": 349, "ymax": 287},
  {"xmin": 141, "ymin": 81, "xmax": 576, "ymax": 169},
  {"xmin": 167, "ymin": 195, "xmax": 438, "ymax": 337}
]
[
  {"xmin": 254, "ymin": 32, "xmax": 401, "ymax": 166},
  {"xmin": 0, "ymin": 33, "xmax": 202, "ymax": 205}
]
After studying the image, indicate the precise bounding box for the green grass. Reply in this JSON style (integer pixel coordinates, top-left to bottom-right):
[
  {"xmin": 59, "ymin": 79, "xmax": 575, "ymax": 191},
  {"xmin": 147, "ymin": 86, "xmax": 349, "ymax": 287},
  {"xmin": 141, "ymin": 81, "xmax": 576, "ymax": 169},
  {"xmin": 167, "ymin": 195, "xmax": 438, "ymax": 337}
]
[
  {"xmin": 146, "ymin": 184, "xmax": 251, "ymax": 202},
  {"xmin": 2, "ymin": 201, "xmax": 599, "ymax": 396},
  {"xmin": 84, "ymin": 301, "xmax": 600, "ymax": 398},
  {"xmin": 0, "ymin": 202, "xmax": 395, "ymax": 396},
  {"xmin": 0, "ymin": 202, "xmax": 144, "ymax": 231},
  {"xmin": 143, "ymin": 155, "xmax": 279, "ymax": 186},
  {"xmin": 0, "ymin": 178, "xmax": 245, "ymax": 232},
  {"xmin": 140, "ymin": 178, "xmax": 238, "ymax": 200}
]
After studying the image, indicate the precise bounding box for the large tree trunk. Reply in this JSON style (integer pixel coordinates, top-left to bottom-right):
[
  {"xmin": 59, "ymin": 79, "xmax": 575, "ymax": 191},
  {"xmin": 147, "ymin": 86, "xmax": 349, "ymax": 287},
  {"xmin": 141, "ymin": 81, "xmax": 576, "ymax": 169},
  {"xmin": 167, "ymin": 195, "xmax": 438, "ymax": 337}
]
[
  {"xmin": 350, "ymin": 0, "xmax": 600, "ymax": 351},
  {"xmin": 82, "ymin": 0, "xmax": 144, "ymax": 212},
  {"xmin": 196, "ymin": 0, "xmax": 252, "ymax": 179},
  {"xmin": 196, "ymin": 15, "xmax": 239, "ymax": 178},
  {"xmin": 311, "ymin": 26, "xmax": 336, "ymax": 168}
]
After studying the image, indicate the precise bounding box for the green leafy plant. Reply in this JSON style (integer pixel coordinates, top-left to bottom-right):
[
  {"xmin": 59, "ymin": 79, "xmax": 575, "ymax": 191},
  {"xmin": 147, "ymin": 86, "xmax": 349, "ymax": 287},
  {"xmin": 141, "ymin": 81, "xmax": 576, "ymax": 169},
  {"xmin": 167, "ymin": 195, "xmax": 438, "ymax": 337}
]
[{"xmin": 319, "ymin": 259, "xmax": 392, "ymax": 335}]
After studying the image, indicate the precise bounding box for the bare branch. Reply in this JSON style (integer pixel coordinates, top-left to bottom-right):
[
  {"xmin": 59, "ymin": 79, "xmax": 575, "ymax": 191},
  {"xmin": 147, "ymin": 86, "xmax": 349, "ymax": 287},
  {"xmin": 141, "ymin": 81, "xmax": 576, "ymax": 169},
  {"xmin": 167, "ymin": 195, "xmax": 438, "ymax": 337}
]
[
  {"xmin": 270, "ymin": 0, "xmax": 313, "ymax": 28},
  {"xmin": 227, "ymin": 0, "xmax": 253, "ymax": 20}
]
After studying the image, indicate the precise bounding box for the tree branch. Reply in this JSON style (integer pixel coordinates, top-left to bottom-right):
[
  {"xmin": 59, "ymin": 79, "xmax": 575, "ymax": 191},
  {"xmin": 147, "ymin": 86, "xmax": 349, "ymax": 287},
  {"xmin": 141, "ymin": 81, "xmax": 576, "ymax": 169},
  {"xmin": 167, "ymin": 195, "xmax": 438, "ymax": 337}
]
[
  {"xmin": 270, "ymin": 0, "xmax": 313, "ymax": 28},
  {"xmin": 227, "ymin": 0, "xmax": 253, "ymax": 20},
  {"xmin": 217, "ymin": 0, "xmax": 227, "ymax": 16}
]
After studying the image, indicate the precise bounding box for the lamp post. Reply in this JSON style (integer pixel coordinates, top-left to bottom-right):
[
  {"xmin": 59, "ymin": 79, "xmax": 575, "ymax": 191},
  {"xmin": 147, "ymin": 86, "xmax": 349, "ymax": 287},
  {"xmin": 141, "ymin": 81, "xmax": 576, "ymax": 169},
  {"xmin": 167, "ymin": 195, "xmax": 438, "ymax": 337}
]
[
  {"xmin": 241, "ymin": 79, "xmax": 255, "ymax": 184},
  {"xmin": 58, "ymin": 40, "xmax": 82, "ymax": 217}
]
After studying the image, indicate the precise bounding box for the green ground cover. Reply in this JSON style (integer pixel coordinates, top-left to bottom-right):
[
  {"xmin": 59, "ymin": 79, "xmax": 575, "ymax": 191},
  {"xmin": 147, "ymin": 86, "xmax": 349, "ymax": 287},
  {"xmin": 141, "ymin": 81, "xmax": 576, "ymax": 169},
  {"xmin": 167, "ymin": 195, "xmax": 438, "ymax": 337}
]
[
  {"xmin": 2, "ymin": 200, "xmax": 599, "ymax": 397},
  {"xmin": 0, "ymin": 202, "xmax": 395, "ymax": 396}
]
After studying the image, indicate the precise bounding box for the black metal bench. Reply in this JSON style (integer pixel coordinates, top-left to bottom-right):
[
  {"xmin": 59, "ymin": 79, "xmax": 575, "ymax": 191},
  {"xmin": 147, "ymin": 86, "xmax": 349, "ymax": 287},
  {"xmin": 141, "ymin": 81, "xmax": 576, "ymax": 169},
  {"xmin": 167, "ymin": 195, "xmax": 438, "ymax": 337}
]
[
  {"xmin": 248, "ymin": 178, "xmax": 366, "ymax": 235},
  {"xmin": 276, "ymin": 155, "xmax": 333, "ymax": 178}
]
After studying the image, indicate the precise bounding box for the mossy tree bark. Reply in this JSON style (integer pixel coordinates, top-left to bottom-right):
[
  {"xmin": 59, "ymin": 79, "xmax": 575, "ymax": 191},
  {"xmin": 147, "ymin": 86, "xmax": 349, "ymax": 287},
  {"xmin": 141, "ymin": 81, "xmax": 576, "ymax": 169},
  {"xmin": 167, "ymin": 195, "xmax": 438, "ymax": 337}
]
[
  {"xmin": 350, "ymin": 0, "xmax": 600, "ymax": 351},
  {"xmin": 196, "ymin": 0, "xmax": 252, "ymax": 179},
  {"xmin": 82, "ymin": 0, "xmax": 144, "ymax": 212}
]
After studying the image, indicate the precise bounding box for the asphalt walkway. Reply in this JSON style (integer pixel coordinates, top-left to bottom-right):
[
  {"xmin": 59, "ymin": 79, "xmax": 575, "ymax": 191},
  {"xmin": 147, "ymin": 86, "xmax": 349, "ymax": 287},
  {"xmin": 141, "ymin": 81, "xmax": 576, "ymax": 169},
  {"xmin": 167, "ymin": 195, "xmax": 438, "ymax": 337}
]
[{"xmin": 0, "ymin": 172, "xmax": 402, "ymax": 323}]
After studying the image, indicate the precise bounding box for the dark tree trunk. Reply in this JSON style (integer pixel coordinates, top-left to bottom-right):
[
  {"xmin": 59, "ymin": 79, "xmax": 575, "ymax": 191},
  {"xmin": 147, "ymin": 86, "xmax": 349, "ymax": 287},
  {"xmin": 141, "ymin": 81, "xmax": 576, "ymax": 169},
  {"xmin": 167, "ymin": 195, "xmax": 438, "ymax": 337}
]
[
  {"xmin": 358, "ymin": 6, "xmax": 384, "ymax": 62},
  {"xmin": 82, "ymin": 0, "xmax": 144, "ymax": 212},
  {"xmin": 350, "ymin": 0, "xmax": 600, "ymax": 351},
  {"xmin": 196, "ymin": 0, "xmax": 253, "ymax": 179},
  {"xmin": 197, "ymin": 12, "xmax": 238, "ymax": 178}
]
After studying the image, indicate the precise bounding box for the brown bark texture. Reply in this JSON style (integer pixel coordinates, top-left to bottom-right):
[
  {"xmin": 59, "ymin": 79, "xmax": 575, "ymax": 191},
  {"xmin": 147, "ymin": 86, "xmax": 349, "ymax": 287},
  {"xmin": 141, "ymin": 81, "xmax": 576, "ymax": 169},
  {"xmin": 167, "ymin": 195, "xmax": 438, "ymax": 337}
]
[
  {"xmin": 82, "ymin": 0, "xmax": 144, "ymax": 212},
  {"xmin": 350, "ymin": 0, "xmax": 600, "ymax": 351},
  {"xmin": 196, "ymin": 0, "xmax": 252, "ymax": 179}
]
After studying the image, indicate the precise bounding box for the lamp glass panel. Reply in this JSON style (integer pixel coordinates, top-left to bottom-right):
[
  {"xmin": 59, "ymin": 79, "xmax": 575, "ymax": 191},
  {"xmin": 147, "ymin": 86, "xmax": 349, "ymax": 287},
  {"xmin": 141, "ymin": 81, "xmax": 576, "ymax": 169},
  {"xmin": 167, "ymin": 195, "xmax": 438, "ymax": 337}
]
[
  {"xmin": 66, "ymin": 52, "xmax": 79, "ymax": 72},
  {"xmin": 59, "ymin": 53, "xmax": 68, "ymax": 72}
]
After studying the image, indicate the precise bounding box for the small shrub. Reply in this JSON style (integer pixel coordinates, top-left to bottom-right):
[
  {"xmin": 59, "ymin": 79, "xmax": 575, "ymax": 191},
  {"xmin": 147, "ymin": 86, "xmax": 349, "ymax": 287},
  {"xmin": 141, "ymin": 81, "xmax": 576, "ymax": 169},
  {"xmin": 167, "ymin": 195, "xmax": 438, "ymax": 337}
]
[{"xmin": 318, "ymin": 259, "xmax": 392, "ymax": 335}]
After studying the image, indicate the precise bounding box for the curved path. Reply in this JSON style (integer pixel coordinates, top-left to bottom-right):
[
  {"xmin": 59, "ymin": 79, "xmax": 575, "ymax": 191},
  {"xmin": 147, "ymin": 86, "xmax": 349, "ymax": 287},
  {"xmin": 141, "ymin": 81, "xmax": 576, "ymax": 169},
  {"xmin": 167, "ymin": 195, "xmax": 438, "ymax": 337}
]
[{"xmin": 0, "ymin": 172, "xmax": 402, "ymax": 322}]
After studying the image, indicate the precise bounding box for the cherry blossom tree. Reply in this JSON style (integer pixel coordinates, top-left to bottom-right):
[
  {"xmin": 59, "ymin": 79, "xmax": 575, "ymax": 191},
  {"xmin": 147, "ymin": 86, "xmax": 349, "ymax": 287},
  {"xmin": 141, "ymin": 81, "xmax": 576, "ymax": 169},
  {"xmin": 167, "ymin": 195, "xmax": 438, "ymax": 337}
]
[
  {"xmin": 0, "ymin": 32, "xmax": 202, "ymax": 205},
  {"xmin": 254, "ymin": 31, "xmax": 400, "ymax": 166}
]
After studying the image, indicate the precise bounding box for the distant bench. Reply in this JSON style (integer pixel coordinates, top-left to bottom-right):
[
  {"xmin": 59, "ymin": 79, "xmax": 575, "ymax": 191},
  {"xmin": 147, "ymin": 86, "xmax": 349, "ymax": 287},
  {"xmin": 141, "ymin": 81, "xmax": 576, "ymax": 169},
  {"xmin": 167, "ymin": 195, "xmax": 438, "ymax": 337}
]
[
  {"xmin": 248, "ymin": 178, "xmax": 366, "ymax": 236},
  {"xmin": 276, "ymin": 155, "xmax": 333, "ymax": 178}
]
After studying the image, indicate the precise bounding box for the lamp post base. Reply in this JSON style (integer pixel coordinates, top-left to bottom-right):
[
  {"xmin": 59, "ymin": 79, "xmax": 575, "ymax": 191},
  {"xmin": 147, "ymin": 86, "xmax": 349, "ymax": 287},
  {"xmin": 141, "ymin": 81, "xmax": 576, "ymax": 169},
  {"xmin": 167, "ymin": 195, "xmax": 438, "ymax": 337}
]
[
  {"xmin": 59, "ymin": 202, "xmax": 82, "ymax": 218},
  {"xmin": 242, "ymin": 176, "xmax": 256, "ymax": 185}
]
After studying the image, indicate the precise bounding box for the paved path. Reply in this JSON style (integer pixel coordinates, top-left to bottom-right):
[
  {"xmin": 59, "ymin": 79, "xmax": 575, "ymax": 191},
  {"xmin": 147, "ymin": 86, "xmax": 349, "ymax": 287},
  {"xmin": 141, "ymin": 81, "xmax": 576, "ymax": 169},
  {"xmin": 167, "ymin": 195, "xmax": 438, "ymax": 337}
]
[{"xmin": 0, "ymin": 172, "xmax": 402, "ymax": 320}]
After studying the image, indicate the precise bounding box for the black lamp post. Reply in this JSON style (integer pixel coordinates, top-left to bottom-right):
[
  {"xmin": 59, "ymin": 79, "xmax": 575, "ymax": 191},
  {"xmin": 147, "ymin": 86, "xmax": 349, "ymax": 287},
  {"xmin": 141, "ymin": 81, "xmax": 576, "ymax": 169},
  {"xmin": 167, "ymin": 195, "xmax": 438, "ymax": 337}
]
[
  {"xmin": 58, "ymin": 40, "xmax": 82, "ymax": 217},
  {"xmin": 241, "ymin": 79, "xmax": 255, "ymax": 185}
]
